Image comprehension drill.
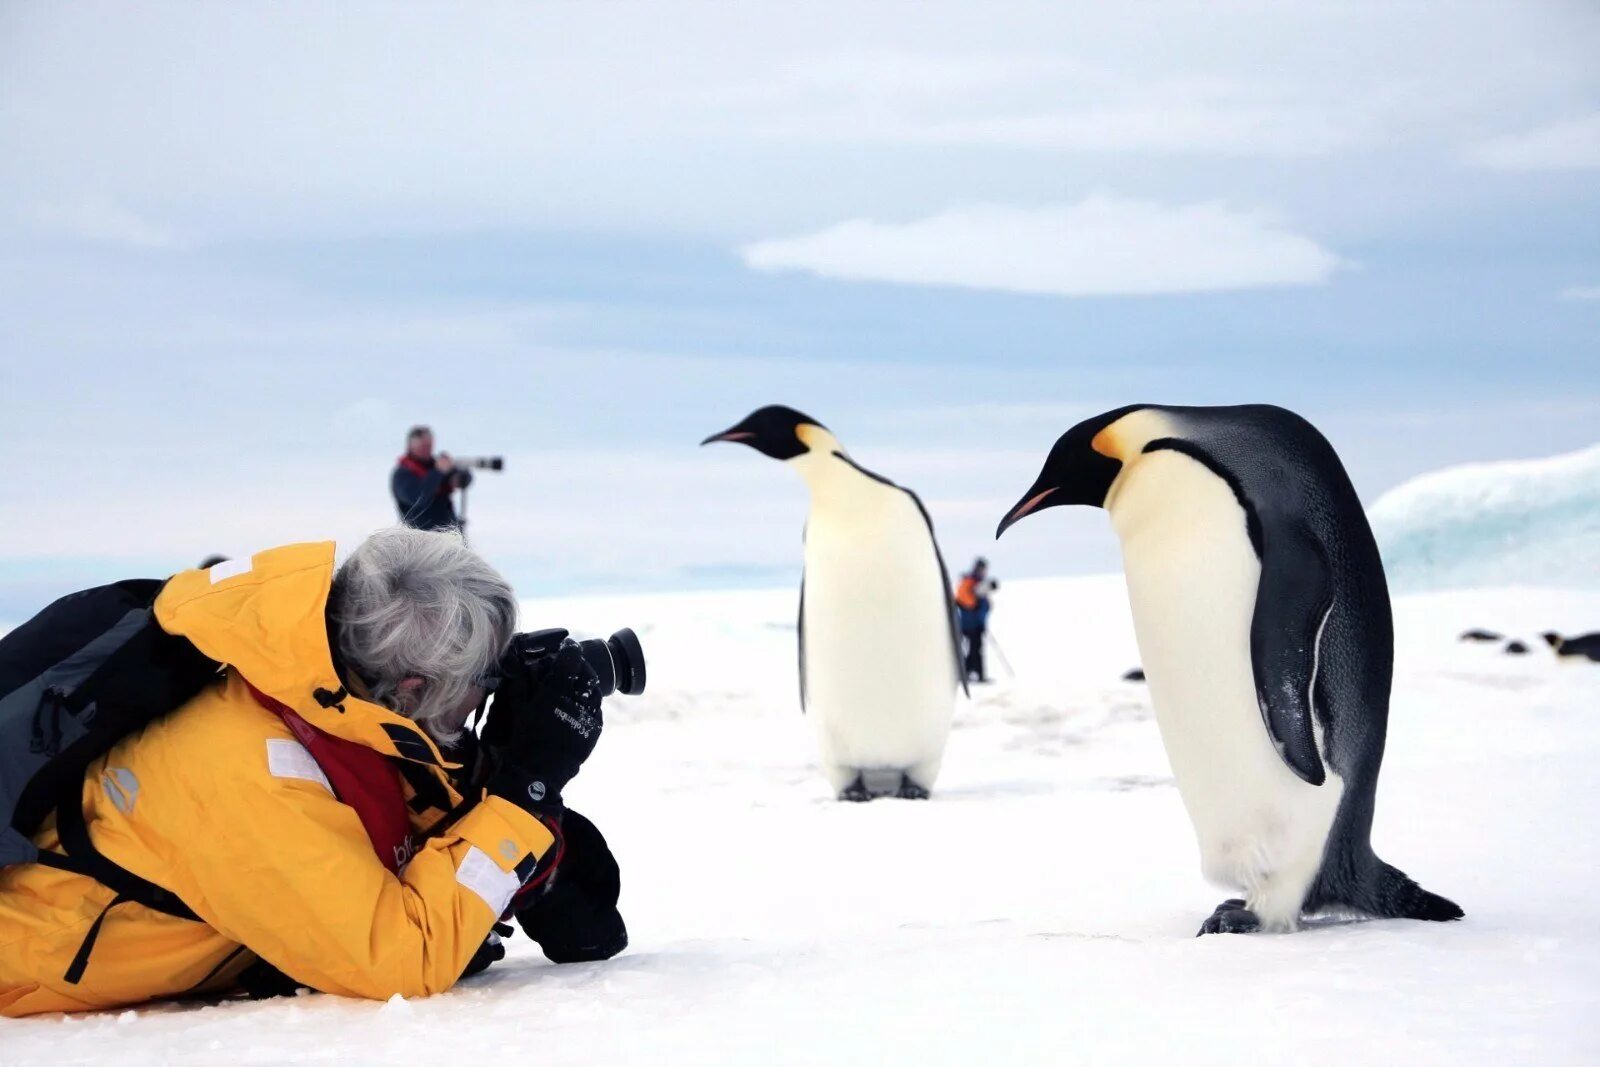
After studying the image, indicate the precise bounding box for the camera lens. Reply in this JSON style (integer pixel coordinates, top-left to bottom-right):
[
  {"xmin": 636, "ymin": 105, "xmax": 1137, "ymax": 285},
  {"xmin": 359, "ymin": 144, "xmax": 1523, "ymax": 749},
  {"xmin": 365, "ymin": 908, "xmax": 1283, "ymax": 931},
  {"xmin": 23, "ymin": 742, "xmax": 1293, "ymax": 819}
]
[
  {"xmin": 574, "ymin": 628, "xmax": 646, "ymax": 698},
  {"xmin": 606, "ymin": 628, "xmax": 646, "ymax": 696}
]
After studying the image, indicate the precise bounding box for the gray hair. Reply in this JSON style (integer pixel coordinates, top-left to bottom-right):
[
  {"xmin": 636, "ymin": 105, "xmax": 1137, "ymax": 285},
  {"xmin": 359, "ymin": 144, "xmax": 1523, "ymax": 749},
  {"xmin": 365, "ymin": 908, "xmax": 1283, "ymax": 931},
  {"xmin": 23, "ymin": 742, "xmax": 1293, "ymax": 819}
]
[{"xmin": 329, "ymin": 527, "xmax": 517, "ymax": 740}]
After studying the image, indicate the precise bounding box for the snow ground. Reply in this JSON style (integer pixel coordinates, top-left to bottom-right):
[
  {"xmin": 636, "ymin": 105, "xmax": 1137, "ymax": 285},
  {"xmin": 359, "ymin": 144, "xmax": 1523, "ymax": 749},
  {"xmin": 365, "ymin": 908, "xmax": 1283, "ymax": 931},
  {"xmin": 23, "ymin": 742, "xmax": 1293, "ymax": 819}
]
[{"xmin": 4, "ymin": 575, "xmax": 1599, "ymax": 1065}]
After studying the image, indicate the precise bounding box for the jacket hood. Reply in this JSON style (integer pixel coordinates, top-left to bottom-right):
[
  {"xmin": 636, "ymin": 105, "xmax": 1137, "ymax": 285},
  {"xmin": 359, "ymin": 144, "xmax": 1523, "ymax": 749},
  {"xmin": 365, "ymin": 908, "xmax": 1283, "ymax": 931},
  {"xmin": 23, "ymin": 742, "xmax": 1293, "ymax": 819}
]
[{"xmin": 153, "ymin": 541, "xmax": 456, "ymax": 769}]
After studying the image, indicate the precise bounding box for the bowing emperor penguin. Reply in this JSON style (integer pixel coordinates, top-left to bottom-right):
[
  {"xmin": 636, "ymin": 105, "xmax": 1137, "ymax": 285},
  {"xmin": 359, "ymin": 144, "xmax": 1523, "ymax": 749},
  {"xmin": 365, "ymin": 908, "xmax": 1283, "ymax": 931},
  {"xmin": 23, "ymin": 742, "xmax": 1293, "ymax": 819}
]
[
  {"xmin": 703, "ymin": 405, "xmax": 964, "ymax": 801},
  {"xmin": 998, "ymin": 404, "xmax": 1463, "ymax": 934}
]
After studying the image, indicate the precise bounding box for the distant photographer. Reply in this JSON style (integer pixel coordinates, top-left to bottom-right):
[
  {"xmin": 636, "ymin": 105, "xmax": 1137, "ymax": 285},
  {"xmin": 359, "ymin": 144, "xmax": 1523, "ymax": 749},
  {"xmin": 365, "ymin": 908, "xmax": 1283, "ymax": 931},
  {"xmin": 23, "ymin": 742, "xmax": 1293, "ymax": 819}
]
[
  {"xmin": 955, "ymin": 557, "xmax": 998, "ymax": 684},
  {"xmin": 393, "ymin": 425, "xmax": 473, "ymax": 531}
]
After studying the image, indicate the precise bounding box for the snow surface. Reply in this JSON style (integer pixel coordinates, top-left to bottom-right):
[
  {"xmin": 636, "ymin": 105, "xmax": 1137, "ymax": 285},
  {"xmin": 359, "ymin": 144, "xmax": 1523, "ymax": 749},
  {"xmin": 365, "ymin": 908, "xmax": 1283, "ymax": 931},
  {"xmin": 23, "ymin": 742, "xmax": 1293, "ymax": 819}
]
[
  {"xmin": 1371, "ymin": 443, "xmax": 1600, "ymax": 593},
  {"xmin": 4, "ymin": 575, "xmax": 1599, "ymax": 1065}
]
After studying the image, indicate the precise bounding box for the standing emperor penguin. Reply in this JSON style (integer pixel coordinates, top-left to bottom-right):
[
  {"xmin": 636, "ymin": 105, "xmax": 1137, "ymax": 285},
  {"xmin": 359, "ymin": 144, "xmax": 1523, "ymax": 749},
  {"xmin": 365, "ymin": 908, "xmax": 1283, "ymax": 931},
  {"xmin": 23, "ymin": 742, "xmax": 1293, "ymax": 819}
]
[
  {"xmin": 997, "ymin": 404, "xmax": 1463, "ymax": 934},
  {"xmin": 703, "ymin": 405, "xmax": 964, "ymax": 801}
]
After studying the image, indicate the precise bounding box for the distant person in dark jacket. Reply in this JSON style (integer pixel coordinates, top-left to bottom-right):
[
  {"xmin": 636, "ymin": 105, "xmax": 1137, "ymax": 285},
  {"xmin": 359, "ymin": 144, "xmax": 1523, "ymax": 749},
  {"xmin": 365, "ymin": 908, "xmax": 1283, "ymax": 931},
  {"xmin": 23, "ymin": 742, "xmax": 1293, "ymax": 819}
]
[
  {"xmin": 392, "ymin": 425, "xmax": 473, "ymax": 531},
  {"xmin": 954, "ymin": 557, "xmax": 997, "ymax": 683}
]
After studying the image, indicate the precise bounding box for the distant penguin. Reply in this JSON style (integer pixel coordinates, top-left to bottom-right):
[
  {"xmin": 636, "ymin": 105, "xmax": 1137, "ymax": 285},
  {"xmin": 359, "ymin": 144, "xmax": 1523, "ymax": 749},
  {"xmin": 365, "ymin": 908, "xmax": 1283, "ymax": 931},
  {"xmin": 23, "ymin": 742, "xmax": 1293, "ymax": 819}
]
[
  {"xmin": 1458, "ymin": 629, "xmax": 1503, "ymax": 643},
  {"xmin": 1543, "ymin": 631, "xmax": 1600, "ymax": 662},
  {"xmin": 1503, "ymin": 640, "xmax": 1530, "ymax": 656},
  {"xmin": 998, "ymin": 403, "xmax": 1462, "ymax": 934},
  {"xmin": 703, "ymin": 405, "xmax": 964, "ymax": 801}
]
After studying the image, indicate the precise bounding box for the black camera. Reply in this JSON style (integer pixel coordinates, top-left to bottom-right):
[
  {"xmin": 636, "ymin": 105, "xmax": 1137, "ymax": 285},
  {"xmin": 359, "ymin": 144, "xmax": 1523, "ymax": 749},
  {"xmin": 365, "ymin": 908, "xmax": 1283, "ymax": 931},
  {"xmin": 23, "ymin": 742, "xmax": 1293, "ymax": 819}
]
[
  {"xmin": 456, "ymin": 456, "xmax": 505, "ymax": 471},
  {"xmin": 508, "ymin": 627, "xmax": 646, "ymax": 698}
]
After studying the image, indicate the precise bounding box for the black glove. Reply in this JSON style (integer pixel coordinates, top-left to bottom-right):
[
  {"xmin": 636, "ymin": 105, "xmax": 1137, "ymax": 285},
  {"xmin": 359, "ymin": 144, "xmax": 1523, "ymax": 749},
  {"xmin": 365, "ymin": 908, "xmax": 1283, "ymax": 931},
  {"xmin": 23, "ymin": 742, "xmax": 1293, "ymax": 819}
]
[
  {"xmin": 485, "ymin": 638, "xmax": 604, "ymax": 817},
  {"xmin": 236, "ymin": 958, "xmax": 305, "ymax": 1000},
  {"xmin": 514, "ymin": 808, "xmax": 627, "ymax": 964},
  {"xmin": 460, "ymin": 922, "xmax": 512, "ymax": 980}
]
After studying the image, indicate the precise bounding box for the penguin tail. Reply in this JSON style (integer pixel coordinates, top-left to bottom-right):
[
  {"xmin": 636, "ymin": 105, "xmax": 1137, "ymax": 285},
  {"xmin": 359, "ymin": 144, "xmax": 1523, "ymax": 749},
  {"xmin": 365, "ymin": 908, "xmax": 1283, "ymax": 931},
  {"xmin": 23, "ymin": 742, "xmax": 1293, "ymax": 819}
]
[{"xmin": 1365, "ymin": 862, "xmax": 1464, "ymax": 922}]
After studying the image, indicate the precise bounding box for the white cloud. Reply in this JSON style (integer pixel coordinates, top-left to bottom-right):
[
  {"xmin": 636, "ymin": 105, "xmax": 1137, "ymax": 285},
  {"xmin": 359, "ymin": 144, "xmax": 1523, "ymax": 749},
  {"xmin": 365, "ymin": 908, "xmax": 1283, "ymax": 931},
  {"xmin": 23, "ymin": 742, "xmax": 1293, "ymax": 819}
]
[
  {"xmin": 23, "ymin": 197, "xmax": 183, "ymax": 248},
  {"xmin": 1558, "ymin": 285, "xmax": 1600, "ymax": 301},
  {"xmin": 1466, "ymin": 112, "xmax": 1600, "ymax": 171},
  {"xmin": 740, "ymin": 197, "xmax": 1342, "ymax": 297}
]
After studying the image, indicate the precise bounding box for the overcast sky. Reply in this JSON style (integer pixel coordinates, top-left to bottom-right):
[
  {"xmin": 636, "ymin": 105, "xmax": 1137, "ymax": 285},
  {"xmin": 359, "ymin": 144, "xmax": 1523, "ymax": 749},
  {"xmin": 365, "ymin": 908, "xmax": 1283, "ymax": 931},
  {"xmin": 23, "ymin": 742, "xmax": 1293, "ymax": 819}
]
[{"xmin": 2, "ymin": 1, "xmax": 1597, "ymax": 618}]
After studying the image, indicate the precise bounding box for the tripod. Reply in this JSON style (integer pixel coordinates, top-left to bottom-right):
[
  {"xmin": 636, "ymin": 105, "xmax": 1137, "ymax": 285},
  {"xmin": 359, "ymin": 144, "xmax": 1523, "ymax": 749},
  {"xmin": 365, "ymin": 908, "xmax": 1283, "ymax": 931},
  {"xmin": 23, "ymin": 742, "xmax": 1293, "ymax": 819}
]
[{"xmin": 987, "ymin": 627, "xmax": 1016, "ymax": 679}]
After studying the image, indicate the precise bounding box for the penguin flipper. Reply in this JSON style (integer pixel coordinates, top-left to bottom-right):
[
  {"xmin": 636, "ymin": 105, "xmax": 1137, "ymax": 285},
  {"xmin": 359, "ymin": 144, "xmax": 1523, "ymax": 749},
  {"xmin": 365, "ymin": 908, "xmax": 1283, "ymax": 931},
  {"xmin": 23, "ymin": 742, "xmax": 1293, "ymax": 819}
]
[
  {"xmin": 903, "ymin": 489, "xmax": 968, "ymax": 697},
  {"xmin": 797, "ymin": 569, "xmax": 808, "ymax": 713},
  {"xmin": 1249, "ymin": 516, "xmax": 1333, "ymax": 786}
]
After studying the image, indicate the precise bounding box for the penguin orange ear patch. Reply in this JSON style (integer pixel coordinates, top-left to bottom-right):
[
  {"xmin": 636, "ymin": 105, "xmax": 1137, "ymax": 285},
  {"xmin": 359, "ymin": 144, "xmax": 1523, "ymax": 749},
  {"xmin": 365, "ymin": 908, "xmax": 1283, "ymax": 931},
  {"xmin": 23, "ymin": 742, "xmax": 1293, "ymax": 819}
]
[
  {"xmin": 795, "ymin": 424, "xmax": 819, "ymax": 451},
  {"xmin": 1091, "ymin": 424, "xmax": 1122, "ymax": 460}
]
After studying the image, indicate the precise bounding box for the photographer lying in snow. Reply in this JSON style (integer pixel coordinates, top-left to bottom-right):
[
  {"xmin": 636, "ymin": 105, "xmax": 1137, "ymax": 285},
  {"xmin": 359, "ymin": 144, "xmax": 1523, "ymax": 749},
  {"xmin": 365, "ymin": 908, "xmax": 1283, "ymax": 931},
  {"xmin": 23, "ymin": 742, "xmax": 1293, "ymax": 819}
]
[{"xmin": 0, "ymin": 528, "xmax": 625, "ymax": 1017}]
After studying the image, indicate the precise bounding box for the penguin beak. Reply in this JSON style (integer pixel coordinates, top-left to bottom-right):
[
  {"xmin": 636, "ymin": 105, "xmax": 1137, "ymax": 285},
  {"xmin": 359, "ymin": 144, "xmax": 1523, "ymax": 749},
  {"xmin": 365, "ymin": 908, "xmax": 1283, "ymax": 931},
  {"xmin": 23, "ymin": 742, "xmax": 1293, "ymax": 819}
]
[
  {"xmin": 701, "ymin": 428, "xmax": 756, "ymax": 446},
  {"xmin": 995, "ymin": 486, "xmax": 1058, "ymax": 539}
]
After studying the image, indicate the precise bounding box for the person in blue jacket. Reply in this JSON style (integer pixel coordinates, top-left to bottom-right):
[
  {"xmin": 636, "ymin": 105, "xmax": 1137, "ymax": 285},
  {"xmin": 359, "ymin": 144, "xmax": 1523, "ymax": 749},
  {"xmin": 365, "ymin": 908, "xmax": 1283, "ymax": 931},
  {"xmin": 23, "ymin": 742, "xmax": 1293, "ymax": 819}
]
[
  {"xmin": 954, "ymin": 557, "xmax": 998, "ymax": 683},
  {"xmin": 392, "ymin": 425, "xmax": 473, "ymax": 531}
]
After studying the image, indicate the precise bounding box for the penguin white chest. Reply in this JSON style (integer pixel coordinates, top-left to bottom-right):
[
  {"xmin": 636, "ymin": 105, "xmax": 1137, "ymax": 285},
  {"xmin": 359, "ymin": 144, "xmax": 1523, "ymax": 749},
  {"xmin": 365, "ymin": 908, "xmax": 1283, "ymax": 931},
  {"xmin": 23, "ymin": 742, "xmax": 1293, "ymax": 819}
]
[
  {"xmin": 800, "ymin": 492, "xmax": 955, "ymax": 774},
  {"xmin": 1107, "ymin": 450, "xmax": 1341, "ymax": 909}
]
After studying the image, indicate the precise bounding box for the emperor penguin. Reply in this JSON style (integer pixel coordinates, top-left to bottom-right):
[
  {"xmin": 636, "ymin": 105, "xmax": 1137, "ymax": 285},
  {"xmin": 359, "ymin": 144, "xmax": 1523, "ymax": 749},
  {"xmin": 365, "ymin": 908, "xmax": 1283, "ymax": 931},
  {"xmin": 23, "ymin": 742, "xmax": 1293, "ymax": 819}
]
[
  {"xmin": 1543, "ymin": 631, "xmax": 1600, "ymax": 662},
  {"xmin": 997, "ymin": 403, "xmax": 1463, "ymax": 934},
  {"xmin": 703, "ymin": 405, "xmax": 964, "ymax": 801}
]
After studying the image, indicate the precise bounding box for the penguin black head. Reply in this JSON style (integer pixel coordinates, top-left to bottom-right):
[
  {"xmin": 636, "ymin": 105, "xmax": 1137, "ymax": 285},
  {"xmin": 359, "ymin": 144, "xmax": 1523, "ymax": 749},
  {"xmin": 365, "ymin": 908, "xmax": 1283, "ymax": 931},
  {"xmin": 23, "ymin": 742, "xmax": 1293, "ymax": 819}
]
[
  {"xmin": 700, "ymin": 405, "xmax": 828, "ymax": 461},
  {"xmin": 995, "ymin": 404, "xmax": 1148, "ymax": 538}
]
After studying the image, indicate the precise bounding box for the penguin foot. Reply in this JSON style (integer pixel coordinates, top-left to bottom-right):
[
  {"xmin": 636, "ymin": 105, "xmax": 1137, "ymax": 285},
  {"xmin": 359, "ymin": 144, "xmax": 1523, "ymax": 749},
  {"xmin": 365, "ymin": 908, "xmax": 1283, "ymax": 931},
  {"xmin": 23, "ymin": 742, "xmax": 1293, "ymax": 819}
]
[
  {"xmin": 1197, "ymin": 899, "xmax": 1260, "ymax": 936},
  {"xmin": 895, "ymin": 776, "xmax": 930, "ymax": 800},
  {"xmin": 838, "ymin": 774, "xmax": 873, "ymax": 803}
]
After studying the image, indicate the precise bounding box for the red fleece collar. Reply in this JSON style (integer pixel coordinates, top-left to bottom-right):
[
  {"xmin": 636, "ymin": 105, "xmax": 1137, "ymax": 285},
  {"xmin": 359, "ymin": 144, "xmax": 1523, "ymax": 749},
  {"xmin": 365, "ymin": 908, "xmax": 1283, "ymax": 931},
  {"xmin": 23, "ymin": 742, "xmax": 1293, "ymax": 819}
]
[{"xmin": 246, "ymin": 682, "xmax": 414, "ymax": 873}]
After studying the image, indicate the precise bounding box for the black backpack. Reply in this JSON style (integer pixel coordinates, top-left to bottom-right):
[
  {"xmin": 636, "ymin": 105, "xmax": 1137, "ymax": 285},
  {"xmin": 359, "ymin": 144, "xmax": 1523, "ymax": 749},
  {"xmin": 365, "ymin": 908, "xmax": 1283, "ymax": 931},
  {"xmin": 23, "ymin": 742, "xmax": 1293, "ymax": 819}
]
[{"xmin": 1, "ymin": 578, "xmax": 221, "ymax": 980}]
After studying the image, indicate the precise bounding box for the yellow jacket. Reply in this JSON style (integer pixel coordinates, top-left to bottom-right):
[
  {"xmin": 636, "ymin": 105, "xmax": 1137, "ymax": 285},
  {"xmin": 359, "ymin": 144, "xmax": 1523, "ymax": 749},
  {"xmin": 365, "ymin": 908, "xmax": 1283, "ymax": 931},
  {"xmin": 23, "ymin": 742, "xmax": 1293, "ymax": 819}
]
[{"xmin": 0, "ymin": 542, "xmax": 555, "ymax": 1016}]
